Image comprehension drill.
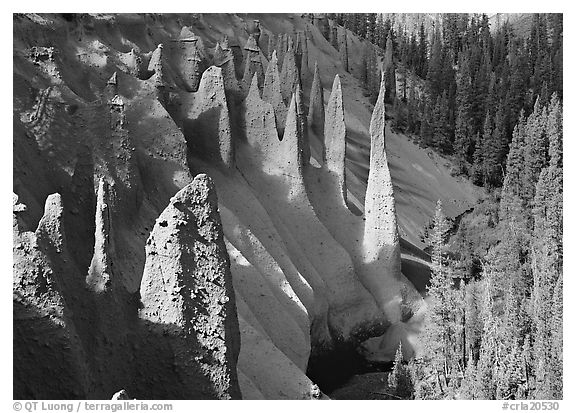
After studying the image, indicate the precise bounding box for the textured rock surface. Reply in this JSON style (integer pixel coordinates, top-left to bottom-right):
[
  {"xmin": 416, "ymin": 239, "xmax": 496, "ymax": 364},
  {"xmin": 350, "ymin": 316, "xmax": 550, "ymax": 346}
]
[
  {"xmin": 85, "ymin": 179, "xmax": 115, "ymax": 293},
  {"xmin": 182, "ymin": 66, "xmax": 234, "ymax": 168},
  {"xmin": 139, "ymin": 174, "xmax": 241, "ymax": 399},
  {"xmin": 13, "ymin": 13, "xmax": 480, "ymax": 400},
  {"xmin": 170, "ymin": 27, "xmax": 205, "ymax": 92},
  {"xmin": 308, "ymin": 61, "xmax": 325, "ymax": 137},
  {"xmin": 262, "ymin": 51, "xmax": 287, "ymax": 136},
  {"xmin": 280, "ymin": 39, "xmax": 300, "ymax": 104},
  {"xmin": 14, "ymin": 195, "xmax": 91, "ymax": 399},
  {"xmin": 242, "ymin": 35, "xmax": 264, "ymax": 90},
  {"xmin": 362, "ymin": 74, "xmax": 403, "ymax": 322},
  {"xmin": 323, "ymin": 75, "xmax": 347, "ymax": 205}
]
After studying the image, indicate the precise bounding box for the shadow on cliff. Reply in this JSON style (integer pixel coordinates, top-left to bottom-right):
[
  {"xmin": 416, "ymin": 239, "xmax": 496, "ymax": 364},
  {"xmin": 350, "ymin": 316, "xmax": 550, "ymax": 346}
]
[{"xmin": 13, "ymin": 294, "xmax": 226, "ymax": 400}]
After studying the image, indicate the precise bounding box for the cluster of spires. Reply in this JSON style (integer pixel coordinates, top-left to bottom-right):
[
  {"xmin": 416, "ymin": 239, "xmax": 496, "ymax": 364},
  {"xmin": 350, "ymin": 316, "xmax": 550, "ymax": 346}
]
[
  {"xmin": 104, "ymin": 22, "xmax": 403, "ymax": 310},
  {"xmin": 14, "ymin": 18, "xmax": 407, "ymax": 398}
]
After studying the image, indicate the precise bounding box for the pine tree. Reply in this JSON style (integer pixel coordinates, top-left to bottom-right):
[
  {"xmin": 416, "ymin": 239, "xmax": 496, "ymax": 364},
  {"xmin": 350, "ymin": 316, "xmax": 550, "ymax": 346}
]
[
  {"xmin": 422, "ymin": 201, "xmax": 462, "ymax": 397},
  {"xmin": 454, "ymin": 51, "xmax": 473, "ymax": 169},
  {"xmin": 523, "ymin": 96, "xmax": 549, "ymax": 201},
  {"xmin": 500, "ymin": 112, "xmax": 527, "ymax": 218},
  {"xmin": 388, "ymin": 342, "xmax": 414, "ymax": 398},
  {"xmin": 474, "ymin": 268, "xmax": 498, "ymax": 399}
]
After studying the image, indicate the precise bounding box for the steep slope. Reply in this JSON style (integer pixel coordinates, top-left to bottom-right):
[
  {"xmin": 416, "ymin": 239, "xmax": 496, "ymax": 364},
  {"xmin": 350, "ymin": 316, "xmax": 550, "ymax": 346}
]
[{"xmin": 13, "ymin": 13, "xmax": 480, "ymax": 399}]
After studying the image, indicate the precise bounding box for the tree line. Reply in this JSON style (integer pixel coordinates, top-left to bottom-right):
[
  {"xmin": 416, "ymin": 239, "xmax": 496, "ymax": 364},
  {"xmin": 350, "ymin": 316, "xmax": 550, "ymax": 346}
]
[
  {"xmin": 328, "ymin": 13, "xmax": 562, "ymax": 189},
  {"xmin": 388, "ymin": 93, "xmax": 562, "ymax": 400}
]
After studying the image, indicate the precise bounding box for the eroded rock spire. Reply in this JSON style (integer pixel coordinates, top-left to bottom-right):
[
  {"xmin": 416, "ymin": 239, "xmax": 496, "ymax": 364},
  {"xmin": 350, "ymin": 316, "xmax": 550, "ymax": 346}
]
[
  {"xmin": 214, "ymin": 42, "xmax": 241, "ymax": 99},
  {"xmin": 186, "ymin": 66, "xmax": 234, "ymax": 168},
  {"xmin": 362, "ymin": 73, "xmax": 401, "ymax": 319},
  {"xmin": 280, "ymin": 40, "xmax": 300, "ymax": 105},
  {"xmin": 323, "ymin": 74, "xmax": 347, "ymax": 204},
  {"xmin": 167, "ymin": 28, "xmax": 207, "ymax": 92},
  {"xmin": 139, "ymin": 174, "xmax": 241, "ymax": 399},
  {"xmin": 308, "ymin": 62, "xmax": 325, "ymax": 137},
  {"xmin": 280, "ymin": 94, "xmax": 304, "ymax": 177},
  {"xmin": 147, "ymin": 43, "xmax": 166, "ymax": 87},
  {"xmin": 262, "ymin": 51, "xmax": 287, "ymax": 136},
  {"xmin": 86, "ymin": 178, "xmax": 115, "ymax": 293}
]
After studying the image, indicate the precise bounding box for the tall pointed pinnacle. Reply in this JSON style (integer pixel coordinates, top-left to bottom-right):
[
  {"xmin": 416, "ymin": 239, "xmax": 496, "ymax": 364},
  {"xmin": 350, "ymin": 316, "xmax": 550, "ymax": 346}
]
[
  {"xmin": 362, "ymin": 72, "xmax": 401, "ymax": 297},
  {"xmin": 139, "ymin": 174, "xmax": 241, "ymax": 399},
  {"xmin": 294, "ymin": 82, "xmax": 309, "ymax": 165},
  {"xmin": 188, "ymin": 66, "xmax": 234, "ymax": 169},
  {"xmin": 213, "ymin": 42, "xmax": 226, "ymax": 65},
  {"xmin": 323, "ymin": 74, "xmax": 347, "ymax": 205},
  {"xmin": 86, "ymin": 178, "xmax": 116, "ymax": 293},
  {"xmin": 262, "ymin": 50, "xmax": 287, "ymax": 136},
  {"xmin": 247, "ymin": 72, "xmax": 261, "ymax": 101},
  {"xmin": 308, "ymin": 61, "xmax": 325, "ymax": 137},
  {"xmin": 281, "ymin": 94, "xmax": 304, "ymax": 177},
  {"xmin": 214, "ymin": 42, "xmax": 241, "ymax": 99},
  {"xmin": 242, "ymin": 35, "xmax": 264, "ymax": 90},
  {"xmin": 148, "ymin": 43, "xmax": 166, "ymax": 87},
  {"xmin": 280, "ymin": 40, "xmax": 301, "ymax": 104}
]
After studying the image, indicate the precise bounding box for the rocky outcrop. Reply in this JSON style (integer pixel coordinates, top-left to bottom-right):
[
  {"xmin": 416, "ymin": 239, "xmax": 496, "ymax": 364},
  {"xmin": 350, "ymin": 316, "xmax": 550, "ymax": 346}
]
[
  {"xmin": 147, "ymin": 44, "xmax": 168, "ymax": 97},
  {"xmin": 118, "ymin": 48, "xmax": 145, "ymax": 79},
  {"xmin": 35, "ymin": 193, "xmax": 67, "ymax": 255},
  {"xmin": 183, "ymin": 66, "xmax": 234, "ymax": 169},
  {"xmin": 14, "ymin": 195, "xmax": 91, "ymax": 399},
  {"xmin": 308, "ymin": 61, "xmax": 325, "ymax": 137},
  {"xmin": 139, "ymin": 174, "xmax": 241, "ymax": 399},
  {"xmin": 323, "ymin": 75, "xmax": 347, "ymax": 205},
  {"xmin": 262, "ymin": 51, "xmax": 287, "ymax": 136}
]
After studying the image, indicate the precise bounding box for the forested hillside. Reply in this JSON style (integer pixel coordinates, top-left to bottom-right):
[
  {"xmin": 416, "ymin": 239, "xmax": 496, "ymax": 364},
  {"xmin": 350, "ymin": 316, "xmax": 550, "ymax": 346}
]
[
  {"xmin": 327, "ymin": 13, "xmax": 563, "ymax": 400},
  {"xmin": 329, "ymin": 13, "xmax": 562, "ymax": 188}
]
